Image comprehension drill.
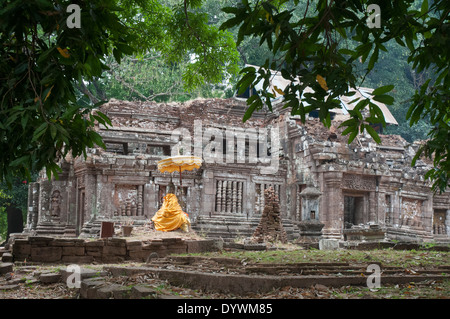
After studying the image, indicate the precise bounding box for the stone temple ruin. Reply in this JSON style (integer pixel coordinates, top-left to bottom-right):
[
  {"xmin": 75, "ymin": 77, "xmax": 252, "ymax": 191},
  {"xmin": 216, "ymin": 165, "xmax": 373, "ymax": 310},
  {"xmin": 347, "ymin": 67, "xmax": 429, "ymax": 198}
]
[{"xmin": 23, "ymin": 86, "xmax": 450, "ymax": 245}]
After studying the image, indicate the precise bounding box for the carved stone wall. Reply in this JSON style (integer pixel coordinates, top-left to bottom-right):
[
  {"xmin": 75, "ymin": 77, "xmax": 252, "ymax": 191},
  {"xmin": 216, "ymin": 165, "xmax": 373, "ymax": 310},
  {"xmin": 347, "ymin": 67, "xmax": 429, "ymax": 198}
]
[{"xmin": 341, "ymin": 174, "xmax": 376, "ymax": 191}]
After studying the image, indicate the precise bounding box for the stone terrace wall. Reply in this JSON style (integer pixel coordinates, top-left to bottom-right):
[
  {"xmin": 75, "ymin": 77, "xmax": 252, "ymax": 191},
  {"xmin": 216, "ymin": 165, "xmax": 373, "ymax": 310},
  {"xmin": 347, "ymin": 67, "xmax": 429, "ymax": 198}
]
[{"xmin": 9, "ymin": 236, "xmax": 221, "ymax": 264}]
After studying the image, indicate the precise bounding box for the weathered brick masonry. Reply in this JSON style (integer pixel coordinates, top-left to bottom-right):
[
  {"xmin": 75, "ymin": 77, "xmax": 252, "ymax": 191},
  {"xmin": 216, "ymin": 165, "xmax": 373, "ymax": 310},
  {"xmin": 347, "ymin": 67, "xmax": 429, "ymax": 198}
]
[{"xmin": 9, "ymin": 235, "xmax": 221, "ymax": 264}]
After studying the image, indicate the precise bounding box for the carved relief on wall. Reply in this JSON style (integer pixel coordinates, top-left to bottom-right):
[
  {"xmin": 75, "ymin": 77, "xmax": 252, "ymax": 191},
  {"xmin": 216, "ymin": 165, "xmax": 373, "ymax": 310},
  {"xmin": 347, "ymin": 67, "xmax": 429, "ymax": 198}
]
[
  {"xmin": 77, "ymin": 175, "xmax": 85, "ymax": 188},
  {"xmin": 433, "ymin": 209, "xmax": 447, "ymax": 235},
  {"xmin": 401, "ymin": 198, "xmax": 423, "ymax": 227},
  {"xmin": 50, "ymin": 190, "xmax": 62, "ymax": 219},
  {"xmin": 341, "ymin": 174, "xmax": 376, "ymax": 191}
]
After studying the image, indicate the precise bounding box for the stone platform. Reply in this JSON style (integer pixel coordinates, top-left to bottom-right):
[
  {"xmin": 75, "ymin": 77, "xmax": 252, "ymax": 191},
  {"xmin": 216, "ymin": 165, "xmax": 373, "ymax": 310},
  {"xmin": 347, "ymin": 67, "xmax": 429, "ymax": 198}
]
[{"xmin": 6, "ymin": 235, "xmax": 223, "ymax": 264}]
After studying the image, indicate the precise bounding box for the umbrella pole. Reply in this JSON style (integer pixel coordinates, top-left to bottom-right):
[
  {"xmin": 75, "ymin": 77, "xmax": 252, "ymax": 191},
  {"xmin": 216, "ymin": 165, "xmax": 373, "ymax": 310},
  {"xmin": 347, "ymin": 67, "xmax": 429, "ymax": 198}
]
[{"xmin": 179, "ymin": 166, "xmax": 182, "ymax": 187}]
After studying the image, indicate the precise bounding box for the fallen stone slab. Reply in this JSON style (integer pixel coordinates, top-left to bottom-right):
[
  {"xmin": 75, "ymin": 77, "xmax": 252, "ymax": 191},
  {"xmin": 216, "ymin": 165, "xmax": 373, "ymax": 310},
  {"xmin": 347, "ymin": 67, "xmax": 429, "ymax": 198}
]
[
  {"xmin": 40, "ymin": 272, "xmax": 62, "ymax": 284},
  {"xmin": 112, "ymin": 285, "xmax": 133, "ymax": 299},
  {"xmin": 130, "ymin": 285, "xmax": 158, "ymax": 299},
  {"xmin": 104, "ymin": 265, "xmax": 450, "ymax": 295},
  {"xmin": 80, "ymin": 278, "xmax": 108, "ymax": 299},
  {"xmin": 60, "ymin": 267, "xmax": 108, "ymax": 283},
  {"xmin": 319, "ymin": 239, "xmax": 339, "ymax": 250},
  {"xmin": 0, "ymin": 284, "xmax": 19, "ymax": 291},
  {"xmin": 96, "ymin": 284, "xmax": 124, "ymax": 299},
  {"xmin": 0, "ymin": 263, "xmax": 13, "ymax": 275},
  {"xmin": 1, "ymin": 253, "xmax": 13, "ymax": 263}
]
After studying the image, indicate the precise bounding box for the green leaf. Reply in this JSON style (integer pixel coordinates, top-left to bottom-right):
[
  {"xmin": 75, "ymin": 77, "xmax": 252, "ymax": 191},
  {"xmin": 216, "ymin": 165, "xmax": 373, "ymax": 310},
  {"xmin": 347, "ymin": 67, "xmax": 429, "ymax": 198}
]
[
  {"xmin": 31, "ymin": 123, "xmax": 48, "ymax": 142},
  {"xmin": 89, "ymin": 131, "xmax": 105, "ymax": 148},
  {"xmin": 348, "ymin": 129, "xmax": 358, "ymax": 144},
  {"xmin": 243, "ymin": 95, "xmax": 262, "ymax": 122},
  {"xmin": 372, "ymin": 94, "xmax": 394, "ymax": 105},
  {"xmin": 371, "ymin": 85, "xmax": 394, "ymax": 95},
  {"xmin": 237, "ymin": 73, "xmax": 256, "ymax": 95},
  {"xmin": 421, "ymin": 0, "xmax": 428, "ymax": 16},
  {"xmin": 9, "ymin": 155, "xmax": 29, "ymax": 168},
  {"xmin": 50, "ymin": 124, "xmax": 57, "ymax": 140},
  {"xmin": 364, "ymin": 124, "xmax": 381, "ymax": 144}
]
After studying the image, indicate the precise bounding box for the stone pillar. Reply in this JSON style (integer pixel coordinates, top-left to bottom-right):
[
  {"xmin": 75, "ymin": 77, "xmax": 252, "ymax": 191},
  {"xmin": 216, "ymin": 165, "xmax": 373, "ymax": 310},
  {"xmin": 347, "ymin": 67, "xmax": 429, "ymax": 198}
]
[
  {"xmin": 423, "ymin": 194, "xmax": 434, "ymax": 233},
  {"xmin": 26, "ymin": 182, "xmax": 40, "ymax": 231},
  {"xmin": 392, "ymin": 189, "xmax": 401, "ymax": 227},
  {"xmin": 368, "ymin": 191, "xmax": 377, "ymax": 223},
  {"xmin": 321, "ymin": 172, "xmax": 343, "ymax": 239},
  {"xmin": 144, "ymin": 181, "xmax": 157, "ymax": 218},
  {"xmin": 38, "ymin": 180, "xmax": 52, "ymax": 223},
  {"xmin": 446, "ymin": 210, "xmax": 450, "ymax": 236},
  {"xmin": 202, "ymin": 171, "xmax": 215, "ymax": 215},
  {"xmin": 137, "ymin": 185, "xmax": 143, "ymax": 216},
  {"xmin": 84, "ymin": 173, "xmax": 96, "ymax": 223}
]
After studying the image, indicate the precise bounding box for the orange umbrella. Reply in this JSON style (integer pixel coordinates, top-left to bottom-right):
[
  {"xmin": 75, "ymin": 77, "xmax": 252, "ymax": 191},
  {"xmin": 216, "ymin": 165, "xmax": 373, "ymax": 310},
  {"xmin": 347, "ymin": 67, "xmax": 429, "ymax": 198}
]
[{"xmin": 157, "ymin": 155, "xmax": 202, "ymax": 186}]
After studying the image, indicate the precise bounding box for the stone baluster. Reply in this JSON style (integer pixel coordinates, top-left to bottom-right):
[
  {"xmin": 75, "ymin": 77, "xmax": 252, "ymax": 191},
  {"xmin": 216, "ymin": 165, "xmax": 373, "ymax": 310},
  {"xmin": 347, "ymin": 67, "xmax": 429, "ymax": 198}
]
[
  {"xmin": 232, "ymin": 181, "xmax": 237, "ymax": 213},
  {"xmin": 237, "ymin": 182, "xmax": 242, "ymax": 214},
  {"xmin": 216, "ymin": 180, "xmax": 222, "ymax": 213},
  {"xmin": 221, "ymin": 181, "xmax": 227, "ymax": 213},
  {"xmin": 137, "ymin": 185, "xmax": 143, "ymax": 216},
  {"xmin": 255, "ymin": 184, "xmax": 261, "ymax": 214},
  {"xmin": 226, "ymin": 181, "xmax": 232, "ymax": 213}
]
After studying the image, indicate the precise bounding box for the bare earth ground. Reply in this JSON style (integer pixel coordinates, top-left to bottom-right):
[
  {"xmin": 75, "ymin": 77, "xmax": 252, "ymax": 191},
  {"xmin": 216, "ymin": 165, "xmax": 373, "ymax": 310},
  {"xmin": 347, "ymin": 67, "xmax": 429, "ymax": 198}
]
[{"xmin": 1, "ymin": 228, "xmax": 449, "ymax": 300}]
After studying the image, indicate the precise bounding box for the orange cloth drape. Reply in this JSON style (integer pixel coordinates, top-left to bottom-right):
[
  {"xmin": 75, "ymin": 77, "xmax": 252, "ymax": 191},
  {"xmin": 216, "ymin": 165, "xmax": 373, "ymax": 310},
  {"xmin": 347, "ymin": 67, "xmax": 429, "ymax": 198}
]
[{"xmin": 152, "ymin": 193, "xmax": 190, "ymax": 232}]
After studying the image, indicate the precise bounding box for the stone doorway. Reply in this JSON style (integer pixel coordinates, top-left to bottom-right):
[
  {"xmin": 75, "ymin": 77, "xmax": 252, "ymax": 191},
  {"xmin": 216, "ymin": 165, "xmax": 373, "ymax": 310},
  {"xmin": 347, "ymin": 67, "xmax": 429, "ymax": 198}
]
[{"xmin": 344, "ymin": 195, "xmax": 366, "ymax": 229}]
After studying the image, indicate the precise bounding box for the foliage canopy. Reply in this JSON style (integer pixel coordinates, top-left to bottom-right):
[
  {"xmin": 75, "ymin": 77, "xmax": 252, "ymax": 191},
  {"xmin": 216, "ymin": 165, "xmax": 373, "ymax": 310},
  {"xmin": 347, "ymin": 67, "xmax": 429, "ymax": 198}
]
[
  {"xmin": 0, "ymin": 0, "xmax": 239, "ymax": 186},
  {"xmin": 221, "ymin": 0, "xmax": 449, "ymax": 192}
]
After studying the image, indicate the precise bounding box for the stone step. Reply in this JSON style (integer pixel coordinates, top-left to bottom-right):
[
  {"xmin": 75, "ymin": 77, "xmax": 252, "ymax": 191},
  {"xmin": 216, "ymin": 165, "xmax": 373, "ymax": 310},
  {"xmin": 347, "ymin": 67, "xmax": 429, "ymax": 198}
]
[
  {"xmin": 0, "ymin": 262, "xmax": 13, "ymax": 275},
  {"xmin": 191, "ymin": 214, "xmax": 298, "ymax": 241},
  {"xmin": 1, "ymin": 252, "xmax": 13, "ymax": 263}
]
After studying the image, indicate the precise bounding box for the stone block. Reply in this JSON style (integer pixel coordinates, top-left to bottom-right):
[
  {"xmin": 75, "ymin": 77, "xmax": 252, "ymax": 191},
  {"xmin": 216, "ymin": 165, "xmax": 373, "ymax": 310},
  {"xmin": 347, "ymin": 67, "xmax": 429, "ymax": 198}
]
[
  {"xmin": 50, "ymin": 239, "xmax": 86, "ymax": 247},
  {"xmin": 102, "ymin": 255, "xmax": 125, "ymax": 263},
  {"xmin": 0, "ymin": 284, "xmax": 19, "ymax": 290},
  {"xmin": 167, "ymin": 247, "xmax": 187, "ymax": 254},
  {"xmin": 244, "ymin": 243, "xmax": 266, "ymax": 251},
  {"xmin": 62, "ymin": 246, "xmax": 86, "ymax": 256},
  {"xmin": 40, "ymin": 272, "xmax": 62, "ymax": 284},
  {"xmin": 128, "ymin": 250, "xmax": 151, "ymax": 261},
  {"xmin": 143, "ymin": 239, "xmax": 163, "ymax": 248},
  {"xmin": 161, "ymin": 238, "xmax": 183, "ymax": 244},
  {"xmin": 28, "ymin": 236, "xmax": 54, "ymax": 246},
  {"xmin": 80, "ymin": 278, "xmax": 107, "ymax": 299},
  {"xmin": 319, "ymin": 239, "xmax": 339, "ymax": 250},
  {"xmin": 103, "ymin": 245, "xmax": 126, "ymax": 256},
  {"xmin": 96, "ymin": 284, "xmax": 124, "ymax": 299},
  {"xmin": 126, "ymin": 240, "xmax": 143, "ymax": 251},
  {"xmin": 86, "ymin": 247, "xmax": 103, "ymax": 257},
  {"xmin": 130, "ymin": 285, "xmax": 158, "ymax": 299},
  {"xmin": 31, "ymin": 246, "xmax": 62, "ymax": 262},
  {"xmin": 12, "ymin": 243, "xmax": 31, "ymax": 256},
  {"xmin": 112, "ymin": 285, "xmax": 132, "ymax": 299},
  {"xmin": 60, "ymin": 267, "xmax": 108, "ymax": 283},
  {"xmin": 61, "ymin": 255, "xmax": 94, "ymax": 264},
  {"xmin": 0, "ymin": 262, "xmax": 13, "ymax": 275},
  {"xmin": 85, "ymin": 240, "xmax": 105, "ymax": 247},
  {"xmin": 106, "ymin": 238, "xmax": 126, "ymax": 247},
  {"xmin": 186, "ymin": 239, "xmax": 223, "ymax": 253},
  {"xmin": 1, "ymin": 253, "xmax": 13, "ymax": 263}
]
